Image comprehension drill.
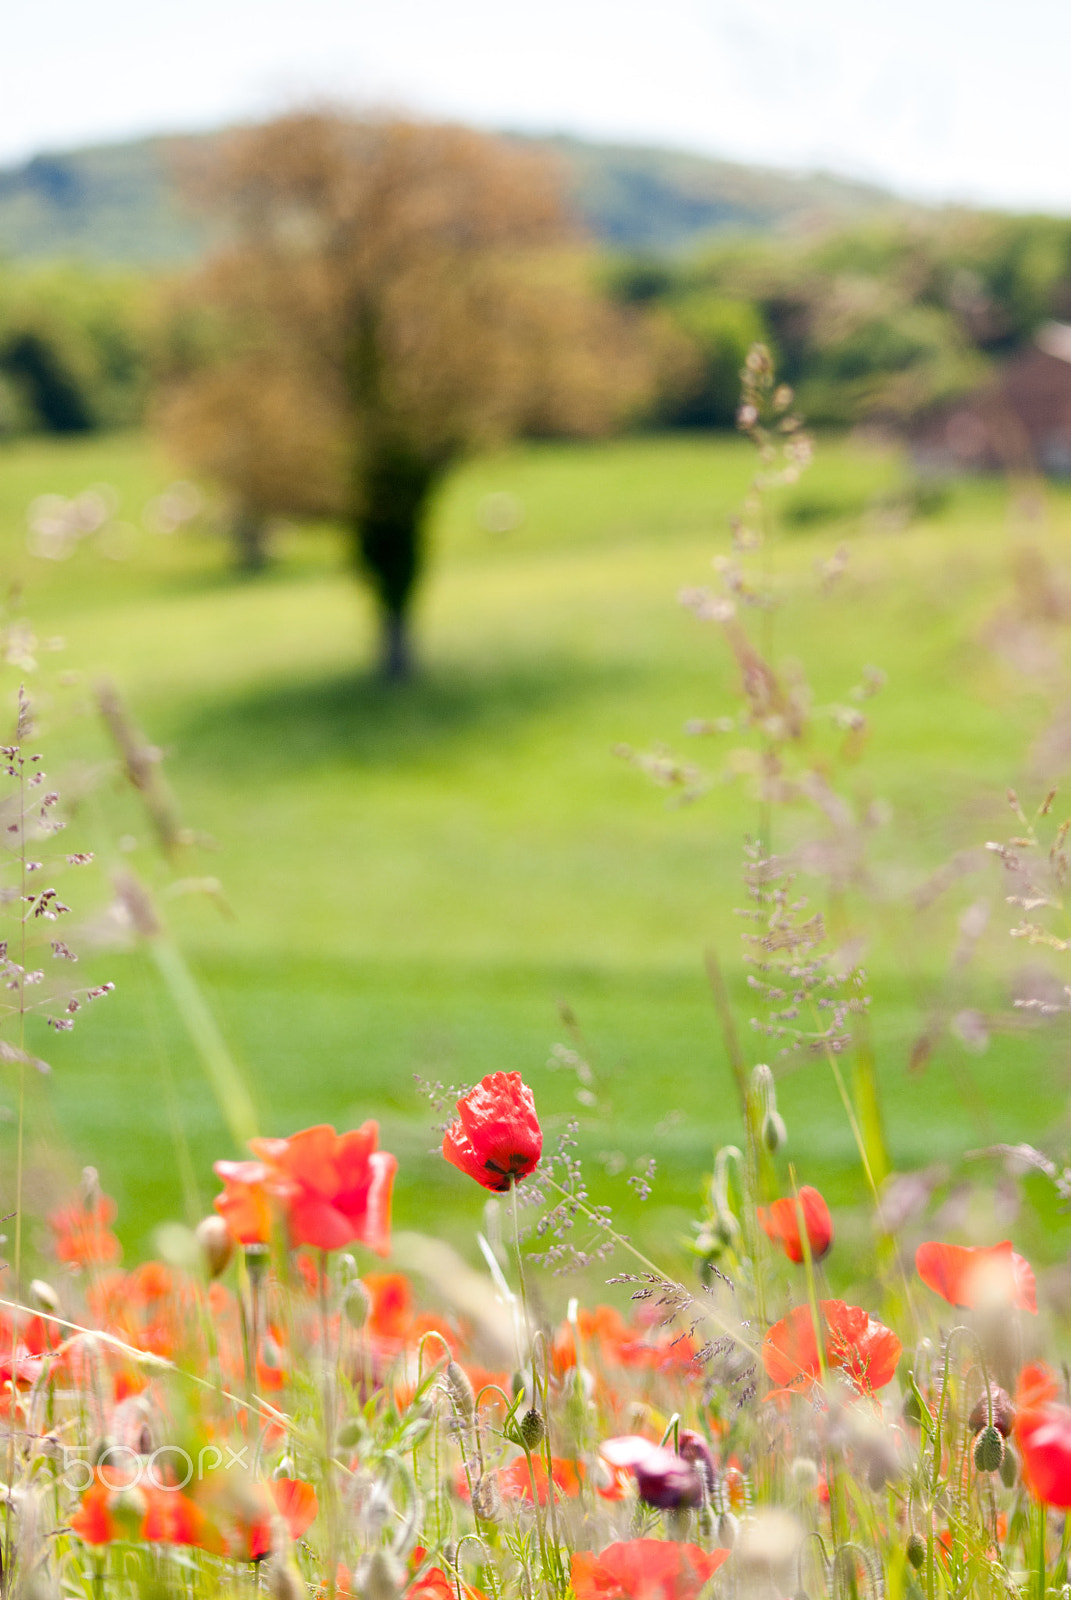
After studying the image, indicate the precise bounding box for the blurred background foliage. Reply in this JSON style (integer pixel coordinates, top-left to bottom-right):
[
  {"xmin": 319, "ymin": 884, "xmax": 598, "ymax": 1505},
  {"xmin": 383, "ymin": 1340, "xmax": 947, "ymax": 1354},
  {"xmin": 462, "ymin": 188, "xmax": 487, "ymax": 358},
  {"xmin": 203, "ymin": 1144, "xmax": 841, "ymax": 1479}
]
[{"xmin": 5, "ymin": 139, "xmax": 1071, "ymax": 445}]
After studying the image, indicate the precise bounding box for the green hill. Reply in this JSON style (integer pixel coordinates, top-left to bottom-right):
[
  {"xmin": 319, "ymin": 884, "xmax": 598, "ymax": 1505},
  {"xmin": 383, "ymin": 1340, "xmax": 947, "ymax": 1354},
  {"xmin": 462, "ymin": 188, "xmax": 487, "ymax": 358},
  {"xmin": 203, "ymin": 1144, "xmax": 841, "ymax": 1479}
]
[{"xmin": 0, "ymin": 127, "xmax": 906, "ymax": 266}]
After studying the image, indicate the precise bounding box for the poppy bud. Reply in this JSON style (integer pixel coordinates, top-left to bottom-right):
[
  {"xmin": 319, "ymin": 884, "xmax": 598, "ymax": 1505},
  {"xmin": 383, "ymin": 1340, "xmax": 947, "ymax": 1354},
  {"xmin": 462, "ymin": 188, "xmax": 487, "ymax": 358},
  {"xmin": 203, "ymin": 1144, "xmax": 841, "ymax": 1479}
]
[
  {"xmin": 111, "ymin": 1485, "xmax": 148, "ymax": 1540},
  {"xmin": 762, "ymin": 1110, "xmax": 788, "ymax": 1153},
  {"xmin": 906, "ymin": 1534, "xmax": 926, "ymax": 1571},
  {"xmin": 679, "ymin": 1429, "xmax": 716, "ymax": 1496},
  {"xmin": 902, "ymin": 1390, "xmax": 924, "ymax": 1426},
  {"xmin": 260, "ymin": 1336, "xmax": 283, "ymax": 1370},
  {"xmin": 195, "ymin": 1215, "xmax": 233, "ymax": 1279},
  {"xmin": 444, "ymin": 1362, "xmax": 476, "ymax": 1428},
  {"xmin": 969, "ymin": 1384, "xmax": 1015, "ymax": 1437},
  {"xmin": 364, "ymin": 1549, "xmax": 405, "ymax": 1600},
  {"xmin": 999, "ymin": 1442, "xmax": 1019, "ymax": 1488},
  {"xmin": 337, "ymin": 1417, "xmax": 364, "ymax": 1450},
  {"xmin": 29, "ymin": 1279, "xmax": 59, "ymax": 1313},
  {"xmin": 265, "ymin": 1561, "xmax": 305, "ymax": 1600},
  {"xmin": 790, "ymin": 1457, "xmax": 820, "ymax": 1492},
  {"xmin": 470, "ymin": 1473, "xmax": 500, "ymax": 1521},
  {"xmin": 517, "ymin": 1408, "xmax": 545, "ymax": 1450},
  {"xmin": 974, "ymin": 1426, "xmax": 1005, "ymax": 1473},
  {"xmin": 716, "ymin": 1511, "xmax": 739, "ymax": 1548},
  {"xmin": 343, "ymin": 1281, "xmax": 371, "ymax": 1329}
]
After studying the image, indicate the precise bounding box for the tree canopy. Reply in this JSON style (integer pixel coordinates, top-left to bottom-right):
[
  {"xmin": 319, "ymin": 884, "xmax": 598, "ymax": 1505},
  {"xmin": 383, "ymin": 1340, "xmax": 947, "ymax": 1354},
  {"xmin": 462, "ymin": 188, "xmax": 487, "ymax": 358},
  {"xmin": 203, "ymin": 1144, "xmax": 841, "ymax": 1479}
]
[{"xmin": 158, "ymin": 112, "xmax": 658, "ymax": 673}]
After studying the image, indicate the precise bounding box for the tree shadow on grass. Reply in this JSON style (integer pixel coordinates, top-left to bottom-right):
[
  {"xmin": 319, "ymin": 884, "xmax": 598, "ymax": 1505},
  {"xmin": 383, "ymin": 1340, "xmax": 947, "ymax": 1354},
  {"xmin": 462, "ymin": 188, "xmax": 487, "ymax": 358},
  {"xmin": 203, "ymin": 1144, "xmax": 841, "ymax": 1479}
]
[{"xmin": 170, "ymin": 651, "xmax": 643, "ymax": 777}]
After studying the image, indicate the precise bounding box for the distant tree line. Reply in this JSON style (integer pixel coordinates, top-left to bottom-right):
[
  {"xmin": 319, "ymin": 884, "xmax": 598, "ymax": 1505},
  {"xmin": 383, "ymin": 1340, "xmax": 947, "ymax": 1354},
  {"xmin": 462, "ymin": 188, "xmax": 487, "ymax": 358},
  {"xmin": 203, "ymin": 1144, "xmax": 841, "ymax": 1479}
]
[
  {"xmin": 611, "ymin": 211, "xmax": 1071, "ymax": 428},
  {"xmin": 7, "ymin": 208, "xmax": 1071, "ymax": 445}
]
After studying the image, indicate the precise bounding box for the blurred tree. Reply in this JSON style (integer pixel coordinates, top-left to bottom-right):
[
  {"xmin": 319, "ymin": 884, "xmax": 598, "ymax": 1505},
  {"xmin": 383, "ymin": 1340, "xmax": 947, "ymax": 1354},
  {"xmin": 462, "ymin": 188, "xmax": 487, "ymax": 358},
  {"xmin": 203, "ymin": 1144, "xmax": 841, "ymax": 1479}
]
[
  {"xmin": 160, "ymin": 113, "xmax": 657, "ymax": 676},
  {"xmin": 0, "ymin": 264, "xmax": 154, "ymax": 436},
  {"xmin": 658, "ymin": 294, "xmax": 767, "ymax": 426}
]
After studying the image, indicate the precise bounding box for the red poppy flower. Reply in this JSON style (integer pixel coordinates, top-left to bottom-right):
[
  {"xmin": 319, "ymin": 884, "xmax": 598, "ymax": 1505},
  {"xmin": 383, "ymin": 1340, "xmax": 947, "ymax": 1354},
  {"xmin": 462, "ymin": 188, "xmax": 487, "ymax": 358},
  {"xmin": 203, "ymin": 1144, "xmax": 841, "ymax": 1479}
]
[
  {"xmin": 72, "ymin": 1471, "xmax": 222, "ymax": 1551},
  {"xmin": 71, "ymin": 1474, "xmax": 130, "ymax": 1545},
  {"xmin": 48, "ymin": 1194, "xmax": 121, "ymax": 1268},
  {"xmin": 441, "ymin": 1073, "xmax": 542, "ymax": 1193},
  {"xmin": 1018, "ymin": 1363, "xmax": 1059, "ymax": 1409},
  {"xmin": 408, "ymin": 1549, "xmax": 488, "ymax": 1600},
  {"xmin": 213, "ymin": 1160, "xmax": 286, "ymax": 1246},
  {"xmin": 363, "ymin": 1271, "xmax": 414, "ymax": 1345},
  {"xmin": 142, "ymin": 1487, "xmax": 223, "ymax": 1552},
  {"xmin": 1016, "ymin": 1401, "xmax": 1071, "ymax": 1507},
  {"xmin": 571, "ymin": 1541, "xmax": 729, "ymax": 1600},
  {"xmin": 249, "ymin": 1124, "xmax": 396, "ymax": 1254},
  {"xmin": 758, "ymin": 1187, "xmax": 833, "ymax": 1264},
  {"xmin": 762, "ymin": 1299, "xmax": 901, "ymax": 1398},
  {"xmin": 495, "ymin": 1456, "xmax": 581, "ymax": 1503},
  {"xmin": 243, "ymin": 1477, "xmax": 319, "ymax": 1560},
  {"xmin": 915, "ymin": 1241, "xmax": 1036, "ymax": 1314}
]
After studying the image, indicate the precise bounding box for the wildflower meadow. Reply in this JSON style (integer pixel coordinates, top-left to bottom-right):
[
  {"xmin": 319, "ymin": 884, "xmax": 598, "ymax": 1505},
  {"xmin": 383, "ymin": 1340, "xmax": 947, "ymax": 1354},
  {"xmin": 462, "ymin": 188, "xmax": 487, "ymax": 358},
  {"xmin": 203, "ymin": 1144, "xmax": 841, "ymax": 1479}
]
[{"xmin": 0, "ymin": 348, "xmax": 1069, "ymax": 1600}]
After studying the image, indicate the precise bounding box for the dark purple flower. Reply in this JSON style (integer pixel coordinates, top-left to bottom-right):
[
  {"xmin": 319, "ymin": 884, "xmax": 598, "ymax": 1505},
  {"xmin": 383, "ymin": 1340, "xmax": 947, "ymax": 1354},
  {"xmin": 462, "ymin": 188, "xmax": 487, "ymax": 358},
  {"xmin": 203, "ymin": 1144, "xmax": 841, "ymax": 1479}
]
[{"xmin": 600, "ymin": 1436, "xmax": 704, "ymax": 1510}]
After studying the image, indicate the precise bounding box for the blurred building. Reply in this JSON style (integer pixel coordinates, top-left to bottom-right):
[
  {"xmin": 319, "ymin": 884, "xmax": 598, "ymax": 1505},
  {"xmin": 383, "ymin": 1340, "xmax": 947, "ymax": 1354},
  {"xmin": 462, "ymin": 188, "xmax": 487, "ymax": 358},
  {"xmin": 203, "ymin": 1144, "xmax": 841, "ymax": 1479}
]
[{"xmin": 910, "ymin": 322, "xmax": 1071, "ymax": 477}]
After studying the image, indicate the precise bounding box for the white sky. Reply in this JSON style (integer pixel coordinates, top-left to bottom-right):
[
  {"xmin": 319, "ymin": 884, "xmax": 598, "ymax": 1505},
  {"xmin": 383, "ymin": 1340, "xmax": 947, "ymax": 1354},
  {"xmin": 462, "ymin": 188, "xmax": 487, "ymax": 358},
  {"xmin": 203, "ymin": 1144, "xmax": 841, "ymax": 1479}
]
[{"xmin": 3, "ymin": 0, "xmax": 1069, "ymax": 211}]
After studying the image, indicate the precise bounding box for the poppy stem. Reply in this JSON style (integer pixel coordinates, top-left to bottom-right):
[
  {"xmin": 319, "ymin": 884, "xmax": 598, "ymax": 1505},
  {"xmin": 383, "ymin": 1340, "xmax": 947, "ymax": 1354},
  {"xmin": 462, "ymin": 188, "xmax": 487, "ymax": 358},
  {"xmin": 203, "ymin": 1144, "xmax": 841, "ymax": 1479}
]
[
  {"xmin": 320, "ymin": 1248, "xmax": 340, "ymax": 1600},
  {"xmin": 1036, "ymin": 1498, "xmax": 1047, "ymax": 1600}
]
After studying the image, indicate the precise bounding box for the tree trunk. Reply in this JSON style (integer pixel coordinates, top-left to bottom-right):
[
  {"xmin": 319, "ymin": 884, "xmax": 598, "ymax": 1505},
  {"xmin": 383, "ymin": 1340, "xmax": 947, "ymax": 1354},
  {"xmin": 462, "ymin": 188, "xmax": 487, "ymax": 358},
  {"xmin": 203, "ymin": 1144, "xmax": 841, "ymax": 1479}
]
[
  {"xmin": 232, "ymin": 506, "xmax": 269, "ymax": 574},
  {"xmin": 353, "ymin": 440, "xmax": 442, "ymax": 679},
  {"xmin": 378, "ymin": 609, "xmax": 413, "ymax": 682}
]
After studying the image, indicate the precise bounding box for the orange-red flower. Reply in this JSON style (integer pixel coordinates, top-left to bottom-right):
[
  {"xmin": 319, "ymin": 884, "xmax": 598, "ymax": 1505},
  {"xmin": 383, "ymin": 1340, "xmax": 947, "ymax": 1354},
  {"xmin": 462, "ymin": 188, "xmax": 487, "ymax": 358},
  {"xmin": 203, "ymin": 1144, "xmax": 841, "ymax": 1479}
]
[
  {"xmin": 49, "ymin": 1194, "xmax": 121, "ymax": 1268},
  {"xmin": 758, "ymin": 1187, "xmax": 833, "ymax": 1264},
  {"xmin": 572, "ymin": 1541, "xmax": 729, "ymax": 1600},
  {"xmin": 1016, "ymin": 1399, "xmax": 1071, "ymax": 1507},
  {"xmin": 762, "ymin": 1299, "xmax": 901, "ymax": 1399},
  {"xmin": 142, "ymin": 1487, "xmax": 223, "ymax": 1552},
  {"xmin": 494, "ymin": 1456, "xmax": 581, "ymax": 1504},
  {"xmin": 248, "ymin": 1124, "xmax": 397, "ymax": 1255},
  {"xmin": 408, "ymin": 1548, "xmax": 488, "ymax": 1600},
  {"xmin": 915, "ymin": 1241, "xmax": 1036, "ymax": 1313},
  {"xmin": 213, "ymin": 1160, "xmax": 285, "ymax": 1246},
  {"xmin": 442, "ymin": 1073, "xmax": 542, "ymax": 1193},
  {"xmin": 244, "ymin": 1477, "xmax": 319, "ymax": 1560},
  {"xmin": 71, "ymin": 1472, "xmax": 221, "ymax": 1552}
]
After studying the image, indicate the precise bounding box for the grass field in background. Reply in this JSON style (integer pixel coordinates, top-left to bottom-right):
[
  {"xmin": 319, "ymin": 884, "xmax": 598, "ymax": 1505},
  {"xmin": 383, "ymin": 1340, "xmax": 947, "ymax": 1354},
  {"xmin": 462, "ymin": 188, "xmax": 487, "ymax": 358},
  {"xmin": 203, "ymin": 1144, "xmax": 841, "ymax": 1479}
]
[{"xmin": 0, "ymin": 427, "xmax": 1069, "ymax": 1278}]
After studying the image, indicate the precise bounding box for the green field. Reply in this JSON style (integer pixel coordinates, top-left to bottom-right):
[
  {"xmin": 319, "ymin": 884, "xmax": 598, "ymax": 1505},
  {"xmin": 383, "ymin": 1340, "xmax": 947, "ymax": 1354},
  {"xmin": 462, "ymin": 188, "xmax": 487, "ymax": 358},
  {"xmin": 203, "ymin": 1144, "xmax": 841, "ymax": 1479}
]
[{"xmin": 0, "ymin": 428, "xmax": 1068, "ymax": 1277}]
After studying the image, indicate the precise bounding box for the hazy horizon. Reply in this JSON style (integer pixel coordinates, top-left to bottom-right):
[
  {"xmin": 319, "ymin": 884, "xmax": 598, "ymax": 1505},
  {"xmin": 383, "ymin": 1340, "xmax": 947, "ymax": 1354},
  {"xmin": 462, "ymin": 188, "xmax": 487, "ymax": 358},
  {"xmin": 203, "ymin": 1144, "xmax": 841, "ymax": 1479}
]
[{"xmin": 6, "ymin": 0, "xmax": 1070, "ymax": 213}]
